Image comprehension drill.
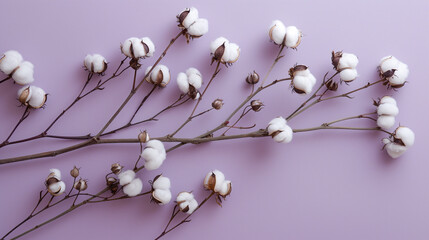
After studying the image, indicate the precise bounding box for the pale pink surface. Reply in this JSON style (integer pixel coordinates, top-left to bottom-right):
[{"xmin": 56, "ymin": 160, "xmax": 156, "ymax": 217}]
[{"xmin": 0, "ymin": 0, "xmax": 428, "ymax": 239}]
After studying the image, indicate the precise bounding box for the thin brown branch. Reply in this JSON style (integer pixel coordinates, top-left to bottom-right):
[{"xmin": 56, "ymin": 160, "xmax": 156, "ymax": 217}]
[{"xmin": 0, "ymin": 106, "xmax": 30, "ymax": 147}]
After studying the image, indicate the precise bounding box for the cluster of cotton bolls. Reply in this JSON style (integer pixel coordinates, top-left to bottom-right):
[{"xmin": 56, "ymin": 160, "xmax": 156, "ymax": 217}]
[
  {"xmin": 376, "ymin": 96, "xmax": 399, "ymax": 130},
  {"xmin": 331, "ymin": 51, "xmax": 359, "ymax": 82},
  {"xmin": 0, "ymin": 50, "xmax": 48, "ymax": 109},
  {"xmin": 289, "ymin": 65, "xmax": 317, "ymax": 94},
  {"xmin": 383, "ymin": 126, "xmax": 415, "ymax": 158},
  {"xmin": 141, "ymin": 140, "xmax": 167, "ymax": 170},
  {"xmin": 151, "ymin": 175, "xmax": 172, "ymax": 205},
  {"xmin": 176, "ymin": 191, "xmax": 199, "ymax": 214},
  {"xmin": 177, "ymin": 7, "xmax": 209, "ymax": 39},
  {"xmin": 84, "ymin": 54, "xmax": 108, "ymax": 74},
  {"xmin": 177, "ymin": 67, "xmax": 203, "ymax": 99},
  {"xmin": 0, "ymin": 50, "xmax": 34, "ymax": 85},
  {"xmin": 268, "ymin": 20, "xmax": 302, "ymax": 48},
  {"xmin": 121, "ymin": 37, "xmax": 155, "ymax": 59},
  {"xmin": 145, "ymin": 65, "xmax": 171, "ymax": 87},
  {"xmin": 210, "ymin": 37, "xmax": 240, "ymax": 65},
  {"xmin": 45, "ymin": 169, "xmax": 66, "ymax": 196},
  {"xmin": 117, "ymin": 170, "xmax": 143, "ymax": 197},
  {"xmin": 379, "ymin": 56, "xmax": 409, "ymax": 88},
  {"xmin": 203, "ymin": 170, "xmax": 232, "ymax": 197},
  {"xmin": 267, "ymin": 117, "xmax": 293, "ymax": 144}
]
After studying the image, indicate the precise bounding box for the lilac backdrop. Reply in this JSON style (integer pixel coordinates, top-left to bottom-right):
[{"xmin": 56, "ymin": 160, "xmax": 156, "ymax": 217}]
[{"xmin": 1, "ymin": 0, "xmax": 428, "ymax": 239}]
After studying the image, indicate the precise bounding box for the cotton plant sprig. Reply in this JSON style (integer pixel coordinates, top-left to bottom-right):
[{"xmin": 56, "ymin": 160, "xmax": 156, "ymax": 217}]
[
  {"xmin": 155, "ymin": 169, "xmax": 232, "ymax": 240},
  {"xmin": 0, "ymin": 8, "xmax": 416, "ymax": 240}
]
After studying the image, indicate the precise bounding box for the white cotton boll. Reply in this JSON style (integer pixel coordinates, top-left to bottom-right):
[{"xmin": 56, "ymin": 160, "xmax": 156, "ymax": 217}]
[
  {"xmin": 380, "ymin": 96, "xmax": 396, "ymax": 105},
  {"xmin": 28, "ymin": 86, "xmax": 46, "ymax": 109},
  {"xmin": 187, "ymin": 199, "xmax": 198, "ymax": 213},
  {"xmin": 395, "ymin": 127, "xmax": 415, "ymax": 147},
  {"xmin": 187, "ymin": 18, "xmax": 209, "ymax": 37},
  {"xmin": 12, "ymin": 61, "xmax": 34, "ymax": 85},
  {"xmin": 182, "ymin": 7, "xmax": 199, "ymax": 29},
  {"xmin": 222, "ymin": 43, "xmax": 240, "ymax": 63},
  {"xmin": 307, "ymin": 72, "xmax": 316, "ymax": 86},
  {"xmin": 377, "ymin": 103, "xmax": 399, "ymax": 116},
  {"xmin": 274, "ymin": 125, "xmax": 293, "ymax": 143},
  {"xmin": 91, "ymin": 54, "xmax": 107, "ymax": 73},
  {"xmin": 0, "ymin": 50, "xmax": 23, "ymax": 75},
  {"xmin": 118, "ymin": 170, "xmax": 136, "ymax": 186},
  {"xmin": 123, "ymin": 178, "xmax": 143, "ymax": 197},
  {"xmin": 338, "ymin": 53, "xmax": 359, "ymax": 70},
  {"xmin": 293, "ymin": 75, "xmax": 313, "ymax": 94},
  {"xmin": 177, "ymin": 72, "xmax": 189, "ymax": 93},
  {"xmin": 384, "ymin": 141, "xmax": 408, "ymax": 158},
  {"xmin": 377, "ymin": 115, "xmax": 396, "ymax": 129},
  {"xmin": 380, "ymin": 56, "xmax": 399, "ymax": 73},
  {"xmin": 84, "ymin": 55, "xmax": 94, "ymax": 71},
  {"xmin": 219, "ymin": 180, "xmax": 231, "ymax": 196},
  {"xmin": 177, "ymin": 191, "xmax": 194, "ymax": 202},
  {"xmin": 153, "ymin": 189, "xmax": 172, "ymax": 205},
  {"xmin": 142, "ymin": 140, "xmax": 166, "ymax": 170},
  {"xmin": 210, "ymin": 37, "xmax": 228, "ymax": 54},
  {"xmin": 389, "ymin": 62, "xmax": 409, "ymax": 86},
  {"xmin": 121, "ymin": 37, "xmax": 139, "ymax": 58},
  {"xmin": 269, "ymin": 20, "xmax": 286, "ymax": 45},
  {"xmin": 340, "ymin": 68, "xmax": 358, "ymax": 82},
  {"xmin": 49, "ymin": 168, "xmax": 62, "ymax": 180},
  {"xmin": 153, "ymin": 175, "xmax": 171, "ymax": 190},
  {"xmin": 141, "ymin": 37, "xmax": 155, "ymax": 57},
  {"xmin": 186, "ymin": 68, "xmax": 202, "ymax": 89},
  {"xmin": 18, "ymin": 86, "xmax": 32, "ymax": 103},
  {"xmin": 149, "ymin": 65, "xmax": 170, "ymax": 87},
  {"xmin": 204, "ymin": 169, "xmax": 225, "ymax": 192},
  {"xmin": 284, "ymin": 26, "xmax": 301, "ymax": 48},
  {"xmin": 48, "ymin": 181, "xmax": 66, "ymax": 196},
  {"xmin": 267, "ymin": 117, "xmax": 287, "ymax": 135}
]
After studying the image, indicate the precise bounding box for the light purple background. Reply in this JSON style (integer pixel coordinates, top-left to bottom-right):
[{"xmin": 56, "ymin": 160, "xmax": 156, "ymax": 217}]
[{"xmin": 1, "ymin": 0, "xmax": 428, "ymax": 239}]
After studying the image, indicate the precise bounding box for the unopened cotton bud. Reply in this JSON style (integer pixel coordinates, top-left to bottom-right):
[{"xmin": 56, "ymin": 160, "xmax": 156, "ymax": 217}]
[
  {"xmin": 187, "ymin": 18, "xmax": 209, "ymax": 38},
  {"xmin": 246, "ymin": 71, "xmax": 260, "ymax": 84},
  {"xmin": 145, "ymin": 65, "xmax": 170, "ymax": 87},
  {"xmin": 12, "ymin": 61, "xmax": 34, "ymax": 85},
  {"xmin": 106, "ymin": 177, "xmax": 117, "ymax": 185},
  {"xmin": 152, "ymin": 175, "xmax": 171, "ymax": 190},
  {"xmin": 0, "ymin": 50, "xmax": 23, "ymax": 75},
  {"xmin": 177, "ymin": 192, "xmax": 198, "ymax": 214},
  {"xmin": 118, "ymin": 170, "xmax": 135, "ymax": 186},
  {"xmin": 106, "ymin": 177, "xmax": 119, "ymax": 194},
  {"xmin": 121, "ymin": 37, "xmax": 155, "ymax": 59},
  {"xmin": 84, "ymin": 54, "xmax": 107, "ymax": 74},
  {"xmin": 138, "ymin": 130, "xmax": 150, "ymax": 143},
  {"xmin": 250, "ymin": 100, "xmax": 263, "ymax": 112},
  {"xmin": 177, "ymin": 7, "xmax": 199, "ymax": 29},
  {"xmin": 123, "ymin": 178, "xmax": 143, "ymax": 197},
  {"xmin": 141, "ymin": 140, "xmax": 167, "ymax": 170},
  {"xmin": 204, "ymin": 170, "xmax": 225, "ymax": 192},
  {"xmin": 340, "ymin": 68, "xmax": 358, "ymax": 82},
  {"xmin": 74, "ymin": 179, "xmax": 88, "ymax": 191},
  {"xmin": 152, "ymin": 189, "xmax": 172, "ymax": 205},
  {"xmin": 212, "ymin": 98, "xmax": 224, "ymax": 110},
  {"xmin": 48, "ymin": 181, "xmax": 66, "ymax": 196},
  {"xmin": 111, "ymin": 163, "xmax": 123, "ymax": 175},
  {"xmin": 70, "ymin": 166, "xmax": 80, "ymax": 178},
  {"xmin": 325, "ymin": 79, "xmax": 338, "ymax": 91}
]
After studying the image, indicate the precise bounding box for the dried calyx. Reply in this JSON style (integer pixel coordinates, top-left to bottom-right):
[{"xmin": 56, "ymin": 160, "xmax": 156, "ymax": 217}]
[
  {"xmin": 246, "ymin": 71, "xmax": 260, "ymax": 84},
  {"xmin": 250, "ymin": 100, "xmax": 263, "ymax": 112}
]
